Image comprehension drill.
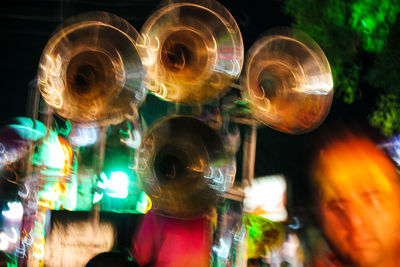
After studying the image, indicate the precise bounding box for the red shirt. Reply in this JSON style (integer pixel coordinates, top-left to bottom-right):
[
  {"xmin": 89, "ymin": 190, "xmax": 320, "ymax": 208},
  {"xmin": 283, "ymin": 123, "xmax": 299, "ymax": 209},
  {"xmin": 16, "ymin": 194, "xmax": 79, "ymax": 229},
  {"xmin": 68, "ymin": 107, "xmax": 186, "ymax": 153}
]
[{"xmin": 132, "ymin": 212, "xmax": 212, "ymax": 267}]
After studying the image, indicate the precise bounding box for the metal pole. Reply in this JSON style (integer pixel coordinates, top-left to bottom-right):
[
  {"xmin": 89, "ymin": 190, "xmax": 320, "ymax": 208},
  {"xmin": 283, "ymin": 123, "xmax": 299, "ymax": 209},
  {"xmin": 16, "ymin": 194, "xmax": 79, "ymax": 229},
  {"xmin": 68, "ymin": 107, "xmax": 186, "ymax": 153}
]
[{"xmin": 241, "ymin": 124, "xmax": 257, "ymax": 188}]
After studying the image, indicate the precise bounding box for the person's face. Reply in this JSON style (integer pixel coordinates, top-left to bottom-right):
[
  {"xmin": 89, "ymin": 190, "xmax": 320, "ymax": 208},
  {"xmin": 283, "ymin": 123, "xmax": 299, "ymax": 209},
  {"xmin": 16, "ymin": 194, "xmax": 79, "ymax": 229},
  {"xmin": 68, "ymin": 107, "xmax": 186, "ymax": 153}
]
[{"xmin": 316, "ymin": 141, "xmax": 400, "ymax": 267}]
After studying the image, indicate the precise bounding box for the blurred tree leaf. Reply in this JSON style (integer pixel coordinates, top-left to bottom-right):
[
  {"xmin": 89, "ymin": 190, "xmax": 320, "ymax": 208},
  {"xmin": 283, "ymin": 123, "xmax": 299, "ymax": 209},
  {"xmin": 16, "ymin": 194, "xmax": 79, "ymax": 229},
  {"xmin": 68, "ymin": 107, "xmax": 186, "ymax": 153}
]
[
  {"xmin": 284, "ymin": 0, "xmax": 400, "ymax": 136},
  {"xmin": 369, "ymin": 94, "xmax": 400, "ymax": 136}
]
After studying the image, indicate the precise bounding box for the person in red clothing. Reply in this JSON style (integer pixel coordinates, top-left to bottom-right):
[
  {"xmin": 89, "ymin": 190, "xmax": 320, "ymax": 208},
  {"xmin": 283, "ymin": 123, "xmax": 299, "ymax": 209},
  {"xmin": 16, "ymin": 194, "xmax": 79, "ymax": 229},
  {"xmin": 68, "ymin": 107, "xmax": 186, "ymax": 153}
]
[
  {"xmin": 131, "ymin": 211, "xmax": 212, "ymax": 267},
  {"xmin": 311, "ymin": 134, "xmax": 400, "ymax": 267}
]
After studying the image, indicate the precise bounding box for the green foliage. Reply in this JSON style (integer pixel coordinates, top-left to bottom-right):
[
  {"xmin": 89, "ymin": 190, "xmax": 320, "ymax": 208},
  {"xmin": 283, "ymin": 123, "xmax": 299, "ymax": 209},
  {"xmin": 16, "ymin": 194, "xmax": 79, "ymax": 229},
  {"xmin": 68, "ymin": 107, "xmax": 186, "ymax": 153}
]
[
  {"xmin": 284, "ymin": 0, "xmax": 400, "ymax": 136},
  {"xmin": 366, "ymin": 20, "xmax": 400, "ymax": 94},
  {"xmin": 284, "ymin": 0, "xmax": 361, "ymax": 103},
  {"xmin": 284, "ymin": 0, "xmax": 399, "ymax": 99},
  {"xmin": 366, "ymin": 19, "xmax": 400, "ymax": 136},
  {"xmin": 369, "ymin": 94, "xmax": 400, "ymax": 136},
  {"xmin": 350, "ymin": 0, "xmax": 400, "ymax": 52}
]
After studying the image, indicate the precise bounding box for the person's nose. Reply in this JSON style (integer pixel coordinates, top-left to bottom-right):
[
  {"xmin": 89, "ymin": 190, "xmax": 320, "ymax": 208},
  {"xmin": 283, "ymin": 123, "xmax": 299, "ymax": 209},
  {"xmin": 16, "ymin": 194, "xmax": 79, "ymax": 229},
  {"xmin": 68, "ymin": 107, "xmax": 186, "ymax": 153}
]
[{"xmin": 344, "ymin": 206, "xmax": 368, "ymax": 231}]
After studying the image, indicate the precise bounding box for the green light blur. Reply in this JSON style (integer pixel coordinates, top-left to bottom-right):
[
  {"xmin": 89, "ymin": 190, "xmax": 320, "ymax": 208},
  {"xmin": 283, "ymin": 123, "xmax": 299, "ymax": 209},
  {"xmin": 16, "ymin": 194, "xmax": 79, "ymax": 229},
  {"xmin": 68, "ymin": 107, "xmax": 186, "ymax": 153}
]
[
  {"xmin": 58, "ymin": 120, "xmax": 72, "ymax": 136},
  {"xmin": 96, "ymin": 171, "xmax": 129, "ymax": 199},
  {"xmin": 38, "ymin": 183, "xmax": 62, "ymax": 209},
  {"xmin": 64, "ymin": 156, "xmax": 78, "ymax": 211},
  {"xmin": 243, "ymin": 214, "xmax": 284, "ymax": 259},
  {"xmin": 4, "ymin": 252, "xmax": 16, "ymax": 267},
  {"xmin": 33, "ymin": 122, "xmax": 148, "ymax": 213},
  {"xmin": 9, "ymin": 117, "xmax": 47, "ymax": 141},
  {"xmin": 92, "ymin": 192, "xmax": 103, "ymax": 204},
  {"xmin": 136, "ymin": 191, "xmax": 152, "ymax": 214},
  {"xmin": 92, "ymin": 169, "xmax": 150, "ymax": 214},
  {"xmin": 33, "ymin": 129, "xmax": 79, "ymax": 211},
  {"xmin": 33, "ymin": 131, "xmax": 65, "ymax": 168}
]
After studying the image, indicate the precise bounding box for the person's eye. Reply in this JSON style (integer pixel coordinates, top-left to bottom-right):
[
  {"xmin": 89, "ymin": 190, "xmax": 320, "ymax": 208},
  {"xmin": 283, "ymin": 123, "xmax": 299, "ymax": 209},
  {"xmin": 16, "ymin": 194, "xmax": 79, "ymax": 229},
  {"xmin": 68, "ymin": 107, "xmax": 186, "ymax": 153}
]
[
  {"xmin": 361, "ymin": 191, "xmax": 383, "ymax": 206},
  {"xmin": 327, "ymin": 203, "xmax": 345, "ymax": 216}
]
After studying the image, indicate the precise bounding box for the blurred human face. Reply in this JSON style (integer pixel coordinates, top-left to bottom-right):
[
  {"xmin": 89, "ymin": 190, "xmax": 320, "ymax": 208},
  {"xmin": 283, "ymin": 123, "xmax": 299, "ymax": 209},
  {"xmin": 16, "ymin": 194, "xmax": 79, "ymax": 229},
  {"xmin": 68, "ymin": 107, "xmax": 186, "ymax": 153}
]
[{"xmin": 315, "ymin": 138, "xmax": 400, "ymax": 267}]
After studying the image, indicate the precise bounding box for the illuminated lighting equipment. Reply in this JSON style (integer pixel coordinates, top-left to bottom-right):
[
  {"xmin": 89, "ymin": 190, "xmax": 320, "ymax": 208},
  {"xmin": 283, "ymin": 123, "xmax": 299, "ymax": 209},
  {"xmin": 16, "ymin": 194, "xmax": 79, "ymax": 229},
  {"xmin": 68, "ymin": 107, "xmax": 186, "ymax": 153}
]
[
  {"xmin": 0, "ymin": 117, "xmax": 47, "ymax": 168},
  {"xmin": 120, "ymin": 128, "xmax": 141, "ymax": 149},
  {"xmin": 18, "ymin": 184, "xmax": 30, "ymax": 199},
  {"xmin": 32, "ymin": 206, "xmax": 47, "ymax": 265},
  {"xmin": 0, "ymin": 227, "xmax": 19, "ymax": 252},
  {"xmin": 281, "ymin": 233, "xmax": 303, "ymax": 266},
  {"xmin": 9, "ymin": 117, "xmax": 47, "ymax": 141},
  {"xmin": 136, "ymin": 191, "xmax": 152, "ymax": 214},
  {"xmin": 211, "ymin": 189, "xmax": 245, "ymax": 266},
  {"xmin": 136, "ymin": 116, "xmax": 235, "ymax": 218},
  {"xmin": 57, "ymin": 136, "xmax": 73, "ymax": 176},
  {"xmin": 241, "ymin": 28, "xmax": 334, "ymax": 134},
  {"xmin": 34, "ymin": 131, "xmax": 74, "ymax": 211},
  {"xmin": 97, "ymin": 173, "xmax": 109, "ymax": 189},
  {"xmin": 380, "ymin": 135, "xmax": 400, "ymax": 167},
  {"xmin": 94, "ymin": 171, "xmax": 129, "ymax": 201},
  {"xmin": 107, "ymin": 171, "xmax": 129, "ymax": 198},
  {"xmin": 288, "ymin": 216, "xmax": 301, "ymax": 230},
  {"xmin": 0, "ymin": 233, "xmax": 10, "ymax": 251},
  {"xmin": 15, "ymin": 229, "xmax": 34, "ymax": 259},
  {"xmin": 212, "ymin": 238, "xmax": 231, "ymax": 260},
  {"xmin": 6, "ymin": 228, "xmax": 18, "ymax": 244},
  {"xmin": 38, "ymin": 183, "xmax": 63, "ymax": 210},
  {"xmin": 92, "ymin": 192, "xmax": 103, "ymax": 204},
  {"xmin": 2, "ymin": 202, "xmax": 23, "ymax": 220},
  {"xmin": 139, "ymin": 0, "xmax": 243, "ymax": 104},
  {"xmin": 64, "ymin": 173, "xmax": 78, "ymax": 211},
  {"xmin": 34, "ymin": 131, "xmax": 66, "ymax": 169},
  {"xmin": 204, "ymin": 166, "xmax": 232, "ymax": 191},
  {"xmin": 37, "ymin": 11, "xmax": 146, "ymax": 126},
  {"xmin": 69, "ymin": 126, "xmax": 98, "ymax": 147},
  {"xmin": 244, "ymin": 175, "xmax": 288, "ymax": 222}
]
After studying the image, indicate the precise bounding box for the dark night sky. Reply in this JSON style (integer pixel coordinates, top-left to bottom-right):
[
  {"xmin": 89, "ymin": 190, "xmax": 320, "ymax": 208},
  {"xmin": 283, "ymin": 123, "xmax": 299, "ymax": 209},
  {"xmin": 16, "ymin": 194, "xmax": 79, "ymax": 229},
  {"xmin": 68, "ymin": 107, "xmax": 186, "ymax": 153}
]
[{"xmin": 0, "ymin": 0, "xmax": 380, "ymax": 216}]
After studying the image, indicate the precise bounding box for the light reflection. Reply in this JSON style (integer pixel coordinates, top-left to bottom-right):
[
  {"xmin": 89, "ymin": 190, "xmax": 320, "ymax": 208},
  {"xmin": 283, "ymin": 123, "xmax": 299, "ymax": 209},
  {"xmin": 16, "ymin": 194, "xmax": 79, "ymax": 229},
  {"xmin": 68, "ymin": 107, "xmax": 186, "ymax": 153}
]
[
  {"xmin": 0, "ymin": 227, "xmax": 18, "ymax": 251},
  {"xmin": 9, "ymin": 117, "xmax": 47, "ymax": 141},
  {"xmin": 38, "ymin": 54, "xmax": 64, "ymax": 109},
  {"xmin": 2, "ymin": 202, "xmax": 23, "ymax": 220},
  {"xmin": 69, "ymin": 126, "xmax": 98, "ymax": 147},
  {"xmin": 380, "ymin": 135, "xmax": 400, "ymax": 167},
  {"xmin": 212, "ymin": 237, "xmax": 231, "ymax": 260},
  {"xmin": 93, "ymin": 170, "xmax": 134, "ymax": 204},
  {"xmin": 120, "ymin": 123, "xmax": 141, "ymax": 149}
]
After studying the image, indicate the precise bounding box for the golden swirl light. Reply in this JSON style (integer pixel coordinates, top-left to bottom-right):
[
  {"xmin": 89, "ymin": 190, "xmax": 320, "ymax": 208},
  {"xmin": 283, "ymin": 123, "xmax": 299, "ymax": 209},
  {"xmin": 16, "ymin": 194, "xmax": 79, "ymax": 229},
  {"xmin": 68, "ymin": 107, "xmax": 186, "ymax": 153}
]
[
  {"xmin": 37, "ymin": 11, "xmax": 146, "ymax": 126},
  {"xmin": 138, "ymin": 0, "xmax": 244, "ymax": 104},
  {"xmin": 241, "ymin": 28, "xmax": 334, "ymax": 134},
  {"xmin": 136, "ymin": 115, "xmax": 236, "ymax": 218}
]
